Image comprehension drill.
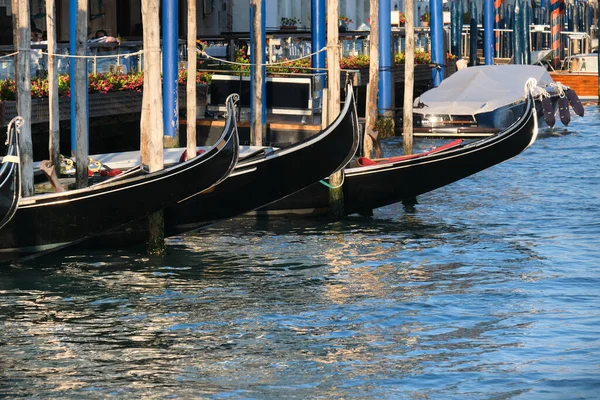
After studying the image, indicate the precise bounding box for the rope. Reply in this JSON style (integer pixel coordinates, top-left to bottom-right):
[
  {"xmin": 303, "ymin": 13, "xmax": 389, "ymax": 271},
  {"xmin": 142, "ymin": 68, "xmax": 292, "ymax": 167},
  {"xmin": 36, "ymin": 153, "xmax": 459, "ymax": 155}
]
[
  {"xmin": 0, "ymin": 52, "xmax": 18, "ymax": 60},
  {"xmin": 200, "ymin": 46, "xmax": 329, "ymax": 67},
  {"xmin": 555, "ymin": 81, "xmax": 568, "ymax": 98},
  {"xmin": 319, "ymin": 171, "xmax": 345, "ymax": 189},
  {"xmin": 40, "ymin": 49, "xmax": 144, "ymax": 59}
]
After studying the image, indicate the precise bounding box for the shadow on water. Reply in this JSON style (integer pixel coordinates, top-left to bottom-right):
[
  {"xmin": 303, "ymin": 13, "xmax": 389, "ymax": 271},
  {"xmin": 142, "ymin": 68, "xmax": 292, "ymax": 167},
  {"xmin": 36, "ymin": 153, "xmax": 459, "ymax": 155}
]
[{"xmin": 0, "ymin": 205, "xmax": 544, "ymax": 398}]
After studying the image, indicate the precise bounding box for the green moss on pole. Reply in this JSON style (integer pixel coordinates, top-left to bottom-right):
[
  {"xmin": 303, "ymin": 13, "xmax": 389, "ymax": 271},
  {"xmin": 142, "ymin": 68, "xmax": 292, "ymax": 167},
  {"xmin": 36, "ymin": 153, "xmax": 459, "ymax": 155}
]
[
  {"xmin": 163, "ymin": 135, "xmax": 179, "ymax": 149},
  {"xmin": 375, "ymin": 116, "xmax": 395, "ymax": 139},
  {"xmin": 328, "ymin": 171, "xmax": 344, "ymax": 219},
  {"xmin": 147, "ymin": 210, "xmax": 165, "ymax": 256}
]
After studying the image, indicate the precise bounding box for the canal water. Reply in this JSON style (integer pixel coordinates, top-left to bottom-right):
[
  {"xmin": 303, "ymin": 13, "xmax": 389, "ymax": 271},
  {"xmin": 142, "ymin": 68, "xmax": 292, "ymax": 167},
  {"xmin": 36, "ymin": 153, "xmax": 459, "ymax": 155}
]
[{"xmin": 1, "ymin": 106, "xmax": 599, "ymax": 399}]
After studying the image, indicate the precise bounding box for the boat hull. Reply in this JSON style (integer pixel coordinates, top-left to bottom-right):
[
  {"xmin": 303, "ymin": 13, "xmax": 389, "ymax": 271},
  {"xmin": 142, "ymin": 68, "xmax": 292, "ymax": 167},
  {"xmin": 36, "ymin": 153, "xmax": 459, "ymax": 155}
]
[
  {"xmin": 165, "ymin": 85, "xmax": 360, "ymax": 235},
  {"xmin": 0, "ymin": 99, "xmax": 239, "ymax": 263},
  {"xmin": 549, "ymin": 72, "xmax": 598, "ymax": 99},
  {"xmin": 260, "ymin": 94, "xmax": 538, "ymax": 216},
  {"xmin": 73, "ymin": 85, "xmax": 360, "ymax": 248}
]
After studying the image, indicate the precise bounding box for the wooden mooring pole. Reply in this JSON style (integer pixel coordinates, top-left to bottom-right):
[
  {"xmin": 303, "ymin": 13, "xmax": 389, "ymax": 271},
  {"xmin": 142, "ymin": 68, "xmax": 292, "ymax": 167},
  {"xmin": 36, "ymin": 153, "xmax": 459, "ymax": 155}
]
[
  {"xmin": 250, "ymin": 0, "xmax": 266, "ymax": 147},
  {"xmin": 74, "ymin": 0, "xmax": 88, "ymax": 189},
  {"xmin": 13, "ymin": 0, "xmax": 33, "ymax": 196},
  {"xmin": 141, "ymin": 0, "xmax": 165, "ymax": 255},
  {"xmin": 46, "ymin": 0, "xmax": 60, "ymax": 170},
  {"xmin": 403, "ymin": 0, "xmax": 414, "ymax": 156},
  {"xmin": 327, "ymin": 0, "xmax": 343, "ymax": 218},
  {"xmin": 186, "ymin": 0, "xmax": 197, "ymax": 159},
  {"xmin": 364, "ymin": 0, "xmax": 380, "ymax": 158}
]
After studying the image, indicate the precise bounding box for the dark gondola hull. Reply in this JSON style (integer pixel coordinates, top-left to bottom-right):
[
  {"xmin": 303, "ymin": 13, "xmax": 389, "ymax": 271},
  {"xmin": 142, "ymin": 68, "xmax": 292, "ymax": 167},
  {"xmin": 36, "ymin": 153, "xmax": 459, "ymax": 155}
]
[
  {"xmin": 164, "ymin": 86, "xmax": 360, "ymax": 235},
  {"xmin": 0, "ymin": 98, "xmax": 240, "ymax": 263},
  {"xmin": 260, "ymin": 93, "xmax": 538, "ymax": 217},
  {"xmin": 80, "ymin": 85, "xmax": 360, "ymax": 247}
]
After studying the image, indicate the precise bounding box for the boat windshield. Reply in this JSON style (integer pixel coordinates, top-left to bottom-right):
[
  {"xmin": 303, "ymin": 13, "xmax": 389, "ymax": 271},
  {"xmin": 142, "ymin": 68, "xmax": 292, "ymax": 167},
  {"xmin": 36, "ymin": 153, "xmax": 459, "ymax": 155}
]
[{"xmin": 569, "ymin": 55, "xmax": 598, "ymax": 73}]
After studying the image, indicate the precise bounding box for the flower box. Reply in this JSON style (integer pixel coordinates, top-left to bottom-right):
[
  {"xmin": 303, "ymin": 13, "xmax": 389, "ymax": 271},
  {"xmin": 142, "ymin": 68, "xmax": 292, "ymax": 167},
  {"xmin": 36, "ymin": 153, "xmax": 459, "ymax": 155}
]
[{"xmin": 0, "ymin": 85, "xmax": 208, "ymax": 127}]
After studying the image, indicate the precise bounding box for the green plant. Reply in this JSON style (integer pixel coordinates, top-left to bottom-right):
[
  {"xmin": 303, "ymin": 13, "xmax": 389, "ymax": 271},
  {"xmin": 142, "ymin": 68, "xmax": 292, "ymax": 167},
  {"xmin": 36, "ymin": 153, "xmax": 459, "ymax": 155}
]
[
  {"xmin": 338, "ymin": 15, "xmax": 353, "ymax": 27},
  {"xmin": 280, "ymin": 17, "xmax": 299, "ymax": 27},
  {"xmin": 421, "ymin": 12, "xmax": 430, "ymax": 23}
]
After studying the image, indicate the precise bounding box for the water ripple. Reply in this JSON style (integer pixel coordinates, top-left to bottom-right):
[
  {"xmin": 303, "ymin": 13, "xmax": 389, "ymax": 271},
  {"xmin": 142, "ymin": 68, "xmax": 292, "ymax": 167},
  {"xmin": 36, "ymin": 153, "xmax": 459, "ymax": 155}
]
[{"xmin": 1, "ymin": 106, "xmax": 599, "ymax": 399}]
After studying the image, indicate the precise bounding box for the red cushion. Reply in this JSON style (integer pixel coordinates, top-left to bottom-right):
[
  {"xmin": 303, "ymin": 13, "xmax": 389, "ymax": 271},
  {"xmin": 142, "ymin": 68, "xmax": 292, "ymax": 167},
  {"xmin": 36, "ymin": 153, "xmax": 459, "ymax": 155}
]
[
  {"xmin": 179, "ymin": 149, "xmax": 206, "ymax": 163},
  {"xmin": 357, "ymin": 139, "xmax": 463, "ymax": 166}
]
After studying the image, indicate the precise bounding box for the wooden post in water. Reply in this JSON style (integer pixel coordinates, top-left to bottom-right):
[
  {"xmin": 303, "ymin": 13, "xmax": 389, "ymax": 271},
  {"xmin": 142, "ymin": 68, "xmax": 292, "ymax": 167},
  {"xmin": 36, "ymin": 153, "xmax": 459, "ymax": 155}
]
[
  {"xmin": 186, "ymin": 0, "xmax": 197, "ymax": 159},
  {"xmin": 469, "ymin": 1, "xmax": 479, "ymax": 66},
  {"xmin": 46, "ymin": 0, "xmax": 60, "ymax": 170},
  {"xmin": 495, "ymin": 0, "xmax": 504, "ymax": 57},
  {"xmin": 14, "ymin": 0, "xmax": 33, "ymax": 196},
  {"xmin": 74, "ymin": 0, "xmax": 88, "ymax": 189},
  {"xmin": 10, "ymin": 0, "xmax": 18, "ymax": 46},
  {"xmin": 250, "ymin": 0, "xmax": 266, "ymax": 147},
  {"xmin": 141, "ymin": 0, "xmax": 165, "ymax": 255},
  {"xmin": 403, "ymin": 0, "xmax": 414, "ymax": 156},
  {"xmin": 327, "ymin": 0, "xmax": 343, "ymax": 218},
  {"xmin": 321, "ymin": 88, "xmax": 328, "ymax": 130},
  {"xmin": 364, "ymin": 0, "xmax": 379, "ymax": 158}
]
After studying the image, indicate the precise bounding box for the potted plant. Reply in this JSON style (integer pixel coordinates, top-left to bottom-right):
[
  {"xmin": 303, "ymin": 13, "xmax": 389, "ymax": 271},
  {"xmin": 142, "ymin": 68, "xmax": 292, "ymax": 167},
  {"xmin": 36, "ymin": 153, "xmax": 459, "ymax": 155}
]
[
  {"xmin": 398, "ymin": 12, "xmax": 406, "ymax": 26},
  {"xmin": 421, "ymin": 12, "xmax": 430, "ymax": 27},
  {"xmin": 338, "ymin": 15, "xmax": 353, "ymax": 32},
  {"xmin": 280, "ymin": 17, "xmax": 300, "ymax": 31}
]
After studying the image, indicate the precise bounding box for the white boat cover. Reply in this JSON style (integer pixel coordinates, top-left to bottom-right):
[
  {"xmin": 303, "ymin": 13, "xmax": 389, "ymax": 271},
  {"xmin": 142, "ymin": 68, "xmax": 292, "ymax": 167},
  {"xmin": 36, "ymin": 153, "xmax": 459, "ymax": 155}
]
[{"xmin": 414, "ymin": 65, "xmax": 556, "ymax": 116}]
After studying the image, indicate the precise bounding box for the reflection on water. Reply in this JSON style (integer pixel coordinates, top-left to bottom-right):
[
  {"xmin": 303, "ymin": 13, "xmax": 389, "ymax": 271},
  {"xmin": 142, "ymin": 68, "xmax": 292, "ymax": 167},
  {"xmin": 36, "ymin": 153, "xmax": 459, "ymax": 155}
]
[{"xmin": 1, "ymin": 106, "xmax": 599, "ymax": 398}]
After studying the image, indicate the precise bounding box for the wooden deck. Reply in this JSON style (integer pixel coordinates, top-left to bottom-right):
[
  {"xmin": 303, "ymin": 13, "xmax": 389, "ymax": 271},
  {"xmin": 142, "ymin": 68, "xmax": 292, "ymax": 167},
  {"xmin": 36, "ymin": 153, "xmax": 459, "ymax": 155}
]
[{"xmin": 182, "ymin": 114, "xmax": 323, "ymax": 147}]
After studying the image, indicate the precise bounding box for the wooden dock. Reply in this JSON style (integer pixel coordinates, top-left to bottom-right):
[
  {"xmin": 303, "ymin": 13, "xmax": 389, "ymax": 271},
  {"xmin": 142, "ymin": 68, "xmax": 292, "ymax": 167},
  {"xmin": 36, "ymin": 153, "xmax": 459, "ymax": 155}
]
[{"xmin": 183, "ymin": 114, "xmax": 323, "ymax": 147}]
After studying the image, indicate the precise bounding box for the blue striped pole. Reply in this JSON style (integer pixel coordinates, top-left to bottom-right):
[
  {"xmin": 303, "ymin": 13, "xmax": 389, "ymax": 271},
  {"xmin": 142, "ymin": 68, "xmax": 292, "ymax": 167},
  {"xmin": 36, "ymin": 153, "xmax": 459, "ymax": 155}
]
[
  {"xmin": 458, "ymin": 1, "xmax": 464, "ymax": 59},
  {"xmin": 514, "ymin": 0, "xmax": 524, "ymax": 65},
  {"xmin": 378, "ymin": 0, "xmax": 392, "ymax": 116},
  {"xmin": 311, "ymin": 0, "xmax": 325, "ymax": 103},
  {"xmin": 430, "ymin": 0, "xmax": 445, "ymax": 86},
  {"xmin": 495, "ymin": 0, "xmax": 503, "ymax": 57},
  {"xmin": 550, "ymin": 0, "xmax": 561, "ymax": 69},
  {"xmin": 162, "ymin": 0, "xmax": 178, "ymax": 138},
  {"xmin": 484, "ymin": 0, "xmax": 494, "ymax": 64},
  {"xmin": 451, "ymin": 1, "xmax": 458, "ymax": 57},
  {"xmin": 69, "ymin": 0, "xmax": 76, "ymax": 154}
]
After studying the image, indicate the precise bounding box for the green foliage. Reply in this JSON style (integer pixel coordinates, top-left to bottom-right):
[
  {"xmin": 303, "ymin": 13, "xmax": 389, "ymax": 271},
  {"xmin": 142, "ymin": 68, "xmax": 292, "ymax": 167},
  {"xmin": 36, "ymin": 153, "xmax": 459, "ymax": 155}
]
[
  {"xmin": 374, "ymin": 116, "xmax": 395, "ymax": 139},
  {"xmin": 280, "ymin": 17, "xmax": 300, "ymax": 26}
]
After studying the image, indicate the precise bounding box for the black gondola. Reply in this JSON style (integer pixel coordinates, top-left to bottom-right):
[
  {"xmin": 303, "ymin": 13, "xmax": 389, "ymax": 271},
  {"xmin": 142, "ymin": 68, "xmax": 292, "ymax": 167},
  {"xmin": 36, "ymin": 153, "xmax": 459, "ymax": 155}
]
[
  {"xmin": 0, "ymin": 117, "xmax": 21, "ymax": 230},
  {"xmin": 0, "ymin": 94, "xmax": 240, "ymax": 263},
  {"xmin": 77, "ymin": 84, "xmax": 360, "ymax": 247},
  {"xmin": 258, "ymin": 89, "xmax": 539, "ymax": 217}
]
